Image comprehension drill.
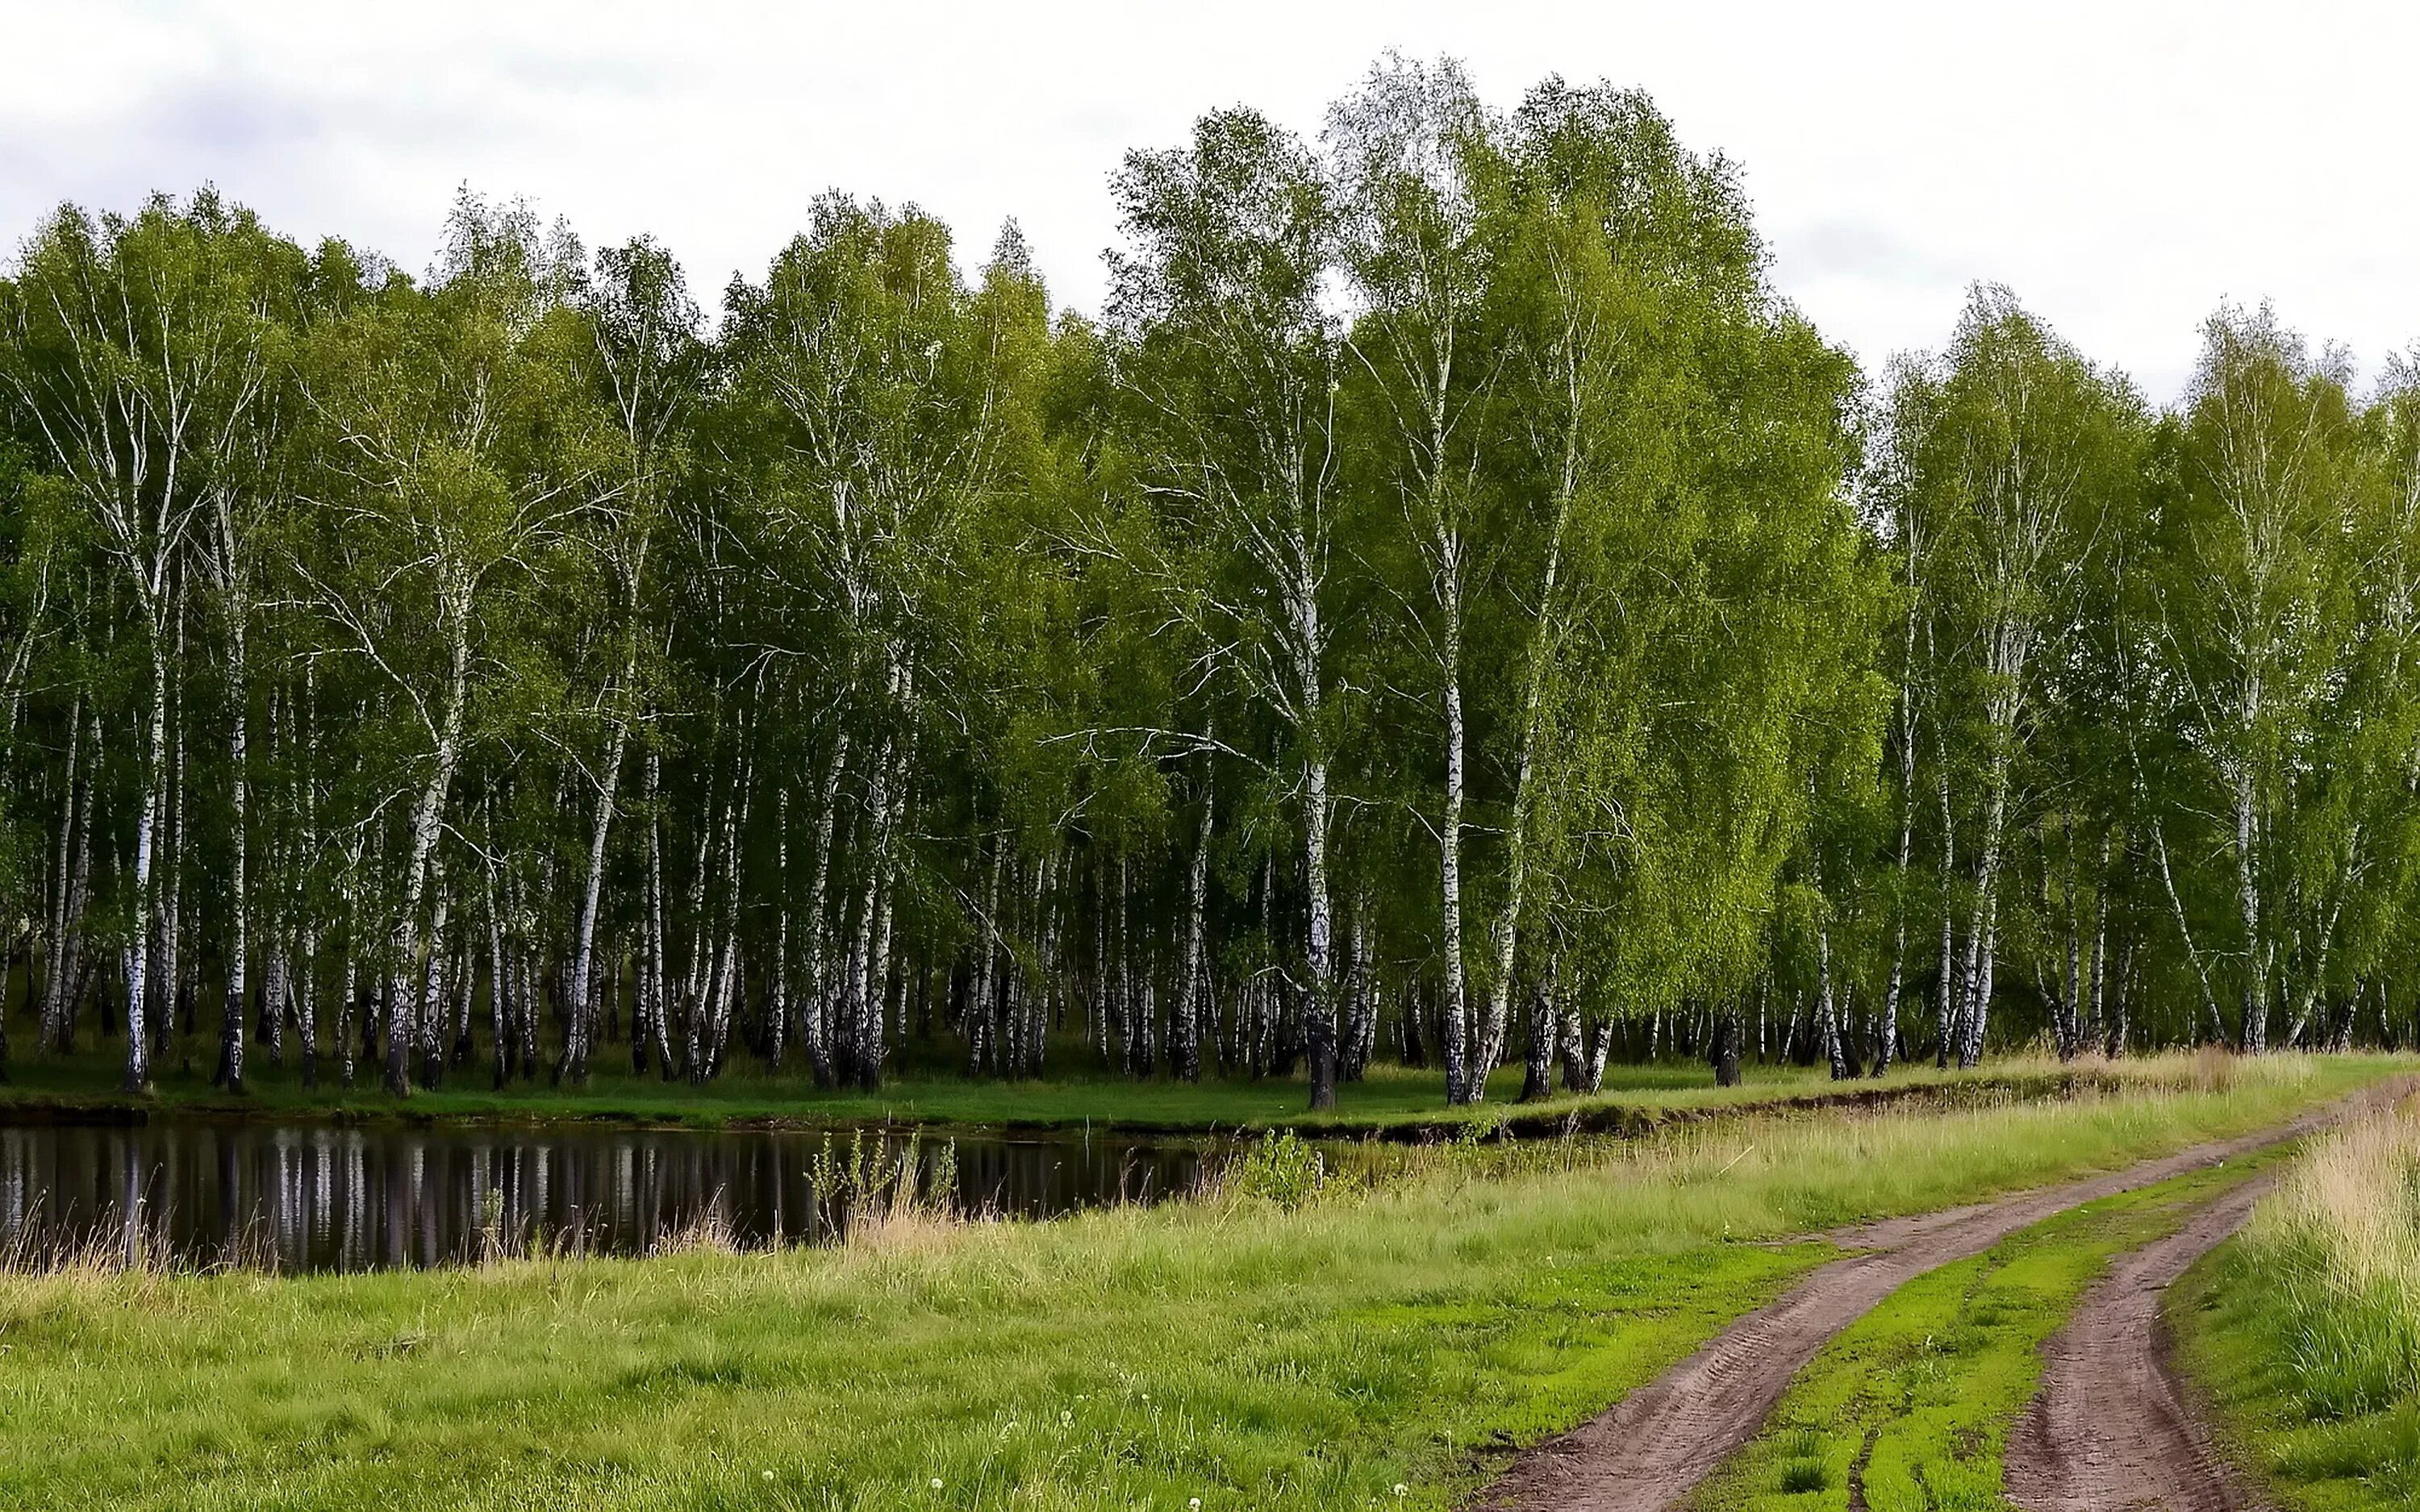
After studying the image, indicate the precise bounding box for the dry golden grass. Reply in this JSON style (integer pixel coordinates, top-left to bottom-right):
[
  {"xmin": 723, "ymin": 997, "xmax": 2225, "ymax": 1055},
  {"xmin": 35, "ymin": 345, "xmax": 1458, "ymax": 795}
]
[
  {"xmin": 2175, "ymin": 1087, "xmax": 2420, "ymax": 1505},
  {"xmin": 2255, "ymin": 1097, "xmax": 2420, "ymax": 1297}
]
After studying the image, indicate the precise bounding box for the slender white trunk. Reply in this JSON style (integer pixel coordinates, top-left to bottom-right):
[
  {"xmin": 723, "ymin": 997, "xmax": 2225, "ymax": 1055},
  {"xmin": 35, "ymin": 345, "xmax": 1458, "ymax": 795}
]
[
  {"xmin": 386, "ymin": 598, "xmax": 471, "ymax": 1097},
  {"xmin": 416, "ymin": 875, "xmax": 451, "ymax": 1084},
  {"xmin": 2233, "ymin": 753, "xmax": 2266, "ymax": 1052},
  {"xmin": 219, "ymin": 616, "xmax": 249, "ymax": 1090},
  {"xmin": 2059, "ymin": 812, "xmax": 2083, "ymax": 1057},
  {"xmin": 770, "ymin": 785, "xmax": 791, "ymax": 1068},
  {"xmin": 158, "ymin": 659, "xmax": 185, "ymax": 1062},
  {"xmin": 2089, "ymin": 834, "xmax": 2111, "ymax": 1054},
  {"xmin": 564, "ymin": 677, "xmax": 632, "ymax": 1084},
  {"xmin": 803, "ymin": 731, "xmax": 848, "ymax": 1085},
  {"xmin": 486, "ymin": 873, "xmax": 511, "ymax": 1087},
  {"xmin": 1303, "ymin": 749, "xmax": 1337, "ymax": 1110},
  {"xmin": 642, "ymin": 752, "xmax": 672, "ymax": 1077},
  {"xmin": 123, "ymin": 632, "xmax": 169, "ymax": 1091},
  {"xmin": 1440, "ymin": 600, "xmax": 1471, "ymax": 1105},
  {"xmin": 1476, "ymin": 449, "xmax": 1575, "ymax": 1097},
  {"xmin": 971, "ymin": 835, "xmax": 1003, "ymax": 1074},
  {"xmin": 1818, "ymin": 923, "xmax": 1846, "ymax": 1080},
  {"xmin": 42, "ymin": 696, "xmax": 83, "ymax": 1051},
  {"xmin": 703, "ymin": 761, "xmax": 750, "ymax": 1076},
  {"xmin": 1957, "ymin": 739, "xmax": 2014, "ymax": 1068},
  {"xmin": 296, "ymin": 918, "xmax": 320, "ymax": 1089},
  {"xmin": 1882, "ymin": 631, "xmax": 1918, "ymax": 1055},
  {"xmin": 1178, "ymin": 788, "xmax": 1212, "ymax": 1083}
]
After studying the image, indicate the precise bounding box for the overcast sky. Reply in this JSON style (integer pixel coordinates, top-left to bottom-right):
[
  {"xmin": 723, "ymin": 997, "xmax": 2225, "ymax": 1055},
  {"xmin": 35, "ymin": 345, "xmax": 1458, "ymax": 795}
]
[{"xmin": 4, "ymin": 1, "xmax": 2412, "ymax": 402}]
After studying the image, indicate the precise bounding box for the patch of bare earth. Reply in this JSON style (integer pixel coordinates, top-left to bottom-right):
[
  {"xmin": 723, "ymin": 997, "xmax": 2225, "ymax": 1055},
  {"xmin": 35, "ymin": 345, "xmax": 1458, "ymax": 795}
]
[
  {"xmin": 2002, "ymin": 1180, "xmax": 2272, "ymax": 1512},
  {"xmin": 1474, "ymin": 1081, "xmax": 2410, "ymax": 1512}
]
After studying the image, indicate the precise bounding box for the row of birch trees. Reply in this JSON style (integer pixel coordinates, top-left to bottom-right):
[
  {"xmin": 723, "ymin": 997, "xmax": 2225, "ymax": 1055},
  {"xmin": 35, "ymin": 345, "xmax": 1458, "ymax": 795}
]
[{"xmin": 0, "ymin": 58, "xmax": 2414, "ymax": 1109}]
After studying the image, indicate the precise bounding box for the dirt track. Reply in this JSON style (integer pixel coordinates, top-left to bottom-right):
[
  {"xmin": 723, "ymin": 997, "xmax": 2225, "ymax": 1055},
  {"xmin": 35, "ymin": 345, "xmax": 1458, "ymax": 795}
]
[
  {"xmin": 1475, "ymin": 1082, "xmax": 2405, "ymax": 1512},
  {"xmin": 2003, "ymin": 1177, "xmax": 2272, "ymax": 1511}
]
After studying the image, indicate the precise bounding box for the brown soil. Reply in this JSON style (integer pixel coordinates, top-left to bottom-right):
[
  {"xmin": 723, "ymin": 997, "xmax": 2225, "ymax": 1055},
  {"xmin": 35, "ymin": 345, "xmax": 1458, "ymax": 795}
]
[
  {"xmin": 1473, "ymin": 1081, "xmax": 2407, "ymax": 1512},
  {"xmin": 2002, "ymin": 1181, "xmax": 2274, "ymax": 1511}
]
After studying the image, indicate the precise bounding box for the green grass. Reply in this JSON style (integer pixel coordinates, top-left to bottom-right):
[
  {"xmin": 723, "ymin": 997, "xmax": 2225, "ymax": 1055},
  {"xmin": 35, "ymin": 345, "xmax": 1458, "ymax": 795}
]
[
  {"xmin": 0, "ymin": 1055, "xmax": 2397, "ymax": 1511},
  {"xmin": 1687, "ymin": 1152, "xmax": 2283, "ymax": 1511},
  {"xmin": 0, "ymin": 1039, "xmax": 2297, "ymax": 1136},
  {"xmin": 2171, "ymin": 1102, "xmax": 2420, "ymax": 1510},
  {"xmin": 0, "ymin": 1041, "xmax": 1797, "ymax": 1130}
]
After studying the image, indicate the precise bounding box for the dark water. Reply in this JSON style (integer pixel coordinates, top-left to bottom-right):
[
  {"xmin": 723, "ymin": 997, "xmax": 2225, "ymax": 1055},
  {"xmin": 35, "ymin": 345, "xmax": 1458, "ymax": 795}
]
[{"xmin": 0, "ymin": 1117, "xmax": 1214, "ymax": 1272}]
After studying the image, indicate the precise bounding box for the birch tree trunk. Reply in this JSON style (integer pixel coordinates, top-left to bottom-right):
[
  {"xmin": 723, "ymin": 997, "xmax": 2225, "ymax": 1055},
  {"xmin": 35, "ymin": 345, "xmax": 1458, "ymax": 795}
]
[
  {"xmin": 1301, "ymin": 744, "xmax": 1338, "ymax": 1110},
  {"xmin": 770, "ymin": 784, "xmax": 791, "ymax": 1069},
  {"xmin": 1176, "ymin": 787, "xmax": 1212, "ymax": 1082},
  {"xmin": 970, "ymin": 835, "xmax": 1003, "ymax": 1075},
  {"xmin": 561, "ymin": 650, "xmax": 634, "ymax": 1085},
  {"xmin": 41, "ymin": 697, "xmax": 83, "ymax": 1052},
  {"xmin": 1955, "ymin": 731, "xmax": 2014, "ymax": 1069},
  {"xmin": 1819, "ymin": 923, "xmax": 1848, "ymax": 1081},
  {"xmin": 122, "ymin": 631, "xmax": 169, "ymax": 1091},
  {"xmin": 1472, "ymin": 394, "xmax": 1579, "ymax": 1099},
  {"xmin": 216, "ymin": 614, "xmax": 248, "ymax": 1092},
  {"xmin": 1439, "ymin": 602, "xmax": 1471, "ymax": 1105},
  {"xmin": 2233, "ymin": 752, "xmax": 2267, "ymax": 1052},
  {"xmin": 384, "ymin": 598, "xmax": 471, "ymax": 1098},
  {"xmin": 803, "ymin": 732, "xmax": 847, "ymax": 1086}
]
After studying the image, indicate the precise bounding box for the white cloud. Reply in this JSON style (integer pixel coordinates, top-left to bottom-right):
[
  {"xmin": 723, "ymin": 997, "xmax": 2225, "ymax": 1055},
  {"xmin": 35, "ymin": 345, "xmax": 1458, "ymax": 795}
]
[{"xmin": 3, "ymin": 0, "xmax": 2414, "ymax": 401}]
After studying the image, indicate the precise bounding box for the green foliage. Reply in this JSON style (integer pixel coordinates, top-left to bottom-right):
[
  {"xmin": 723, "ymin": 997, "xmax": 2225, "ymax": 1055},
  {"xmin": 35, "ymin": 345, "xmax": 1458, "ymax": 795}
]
[
  {"xmin": 0, "ymin": 60, "xmax": 2413, "ymax": 1114},
  {"xmin": 1212, "ymin": 1131, "xmax": 1330, "ymax": 1209}
]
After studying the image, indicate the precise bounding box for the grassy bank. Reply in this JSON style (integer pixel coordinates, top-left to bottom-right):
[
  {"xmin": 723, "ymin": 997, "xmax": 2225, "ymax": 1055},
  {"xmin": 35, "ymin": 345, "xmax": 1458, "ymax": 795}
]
[
  {"xmin": 2175, "ymin": 1098, "xmax": 2420, "ymax": 1510},
  {"xmin": 0, "ymin": 1043, "xmax": 2306, "ymax": 1137},
  {"xmin": 0, "ymin": 1047, "xmax": 1773, "ymax": 1132},
  {"xmin": 0, "ymin": 1053, "xmax": 2392, "ymax": 1511},
  {"xmin": 1688, "ymin": 1153, "xmax": 2280, "ymax": 1510}
]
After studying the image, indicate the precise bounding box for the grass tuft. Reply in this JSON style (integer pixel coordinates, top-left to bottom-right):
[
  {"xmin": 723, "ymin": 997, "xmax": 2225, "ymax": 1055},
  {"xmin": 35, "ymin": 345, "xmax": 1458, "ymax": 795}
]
[{"xmin": 2176, "ymin": 1097, "xmax": 2420, "ymax": 1507}]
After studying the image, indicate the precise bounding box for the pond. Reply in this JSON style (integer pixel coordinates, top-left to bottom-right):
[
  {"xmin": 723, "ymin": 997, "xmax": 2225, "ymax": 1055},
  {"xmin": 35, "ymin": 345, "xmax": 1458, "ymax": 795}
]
[{"xmin": 0, "ymin": 1115, "xmax": 1216, "ymax": 1272}]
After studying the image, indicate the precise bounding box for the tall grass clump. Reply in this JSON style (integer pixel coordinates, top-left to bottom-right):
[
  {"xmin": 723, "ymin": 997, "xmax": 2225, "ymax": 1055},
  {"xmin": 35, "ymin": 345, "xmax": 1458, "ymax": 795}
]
[
  {"xmin": 2242, "ymin": 1107, "xmax": 2420, "ymax": 1418},
  {"xmin": 1203, "ymin": 1131, "xmax": 1332, "ymax": 1211}
]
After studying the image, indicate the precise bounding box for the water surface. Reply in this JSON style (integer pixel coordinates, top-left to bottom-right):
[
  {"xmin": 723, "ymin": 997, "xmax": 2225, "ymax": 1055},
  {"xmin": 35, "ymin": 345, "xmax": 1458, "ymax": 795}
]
[{"xmin": 0, "ymin": 1116, "xmax": 1212, "ymax": 1272}]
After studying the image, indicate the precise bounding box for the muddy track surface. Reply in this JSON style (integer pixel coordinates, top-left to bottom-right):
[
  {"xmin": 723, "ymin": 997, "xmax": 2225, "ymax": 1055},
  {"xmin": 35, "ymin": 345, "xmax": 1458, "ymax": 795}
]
[
  {"xmin": 1474, "ymin": 1080, "xmax": 2410, "ymax": 1512},
  {"xmin": 2003, "ymin": 1178, "xmax": 2274, "ymax": 1511}
]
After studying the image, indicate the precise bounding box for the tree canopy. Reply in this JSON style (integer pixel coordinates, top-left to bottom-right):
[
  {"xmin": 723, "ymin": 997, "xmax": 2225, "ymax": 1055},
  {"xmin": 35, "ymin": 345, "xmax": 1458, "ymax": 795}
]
[{"xmin": 2, "ymin": 60, "xmax": 2414, "ymax": 1110}]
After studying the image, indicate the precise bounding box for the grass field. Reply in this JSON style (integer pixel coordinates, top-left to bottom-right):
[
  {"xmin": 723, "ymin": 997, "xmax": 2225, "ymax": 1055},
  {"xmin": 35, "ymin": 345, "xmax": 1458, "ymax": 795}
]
[
  {"xmin": 0, "ymin": 1041, "xmax": 2289, "ymax": 1136},
  {"xmin": 0, "ymin": 1052, "xmax": 2393, "ymax": 1511},
  {"xmin": 1688, "ymin": 1152, "xmax": 2280, "ymax": 1510},
  {"xmin": 2174, "ymin": 1098, "xmax": 2420, "ymax": 1510}
]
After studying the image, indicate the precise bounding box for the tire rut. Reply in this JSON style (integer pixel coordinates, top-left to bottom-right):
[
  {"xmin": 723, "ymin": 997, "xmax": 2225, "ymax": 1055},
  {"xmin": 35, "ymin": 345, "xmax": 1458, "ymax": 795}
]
[
  {"xmin": 2003, "ymin": 1178, "xmax": 2274, "ymax": 1511},
  {"xmin": 1472, "ymin": 1079, "xmax": 2408, "ymax": 1512}
]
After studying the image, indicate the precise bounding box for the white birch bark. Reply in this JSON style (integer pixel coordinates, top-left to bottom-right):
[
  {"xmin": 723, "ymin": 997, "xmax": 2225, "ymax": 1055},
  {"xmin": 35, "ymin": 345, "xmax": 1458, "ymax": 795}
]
[
  {"xmin": 218, "ymin": 610, "xmax": 249, "ymax": 1090},
  {"xmin": 384, "ymin": 592, "xmax": 471, "ymax": 1097},
  {"xmin": 1177, "ymin": 788, "xmax": 1212, "ymax": 1083}
]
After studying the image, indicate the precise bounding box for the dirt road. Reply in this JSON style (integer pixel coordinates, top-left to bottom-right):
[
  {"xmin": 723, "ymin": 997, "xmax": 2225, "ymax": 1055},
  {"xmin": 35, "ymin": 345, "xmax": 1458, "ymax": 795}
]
[
  {"xmin": 2002, "ymin": 1177, "xmax": 2272, "ymax": 1511},
  {"xmin": 1475, "ymin": 1084, "xmax": 2400, "ymax": 1512}
]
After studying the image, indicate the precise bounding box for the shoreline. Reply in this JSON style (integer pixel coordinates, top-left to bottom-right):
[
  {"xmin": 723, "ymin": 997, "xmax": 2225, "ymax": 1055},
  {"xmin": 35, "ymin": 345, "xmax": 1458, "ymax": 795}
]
[{"xmin": 0, "ymin": 1062, "xmax": 2186, "ymax": 1142}]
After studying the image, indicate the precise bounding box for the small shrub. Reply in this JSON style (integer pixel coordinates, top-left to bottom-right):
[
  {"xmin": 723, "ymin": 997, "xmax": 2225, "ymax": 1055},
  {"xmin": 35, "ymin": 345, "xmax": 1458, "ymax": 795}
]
[{"xmin": 1211, "ymin": 1132, "xmax": 1329, "ymax": 1210}]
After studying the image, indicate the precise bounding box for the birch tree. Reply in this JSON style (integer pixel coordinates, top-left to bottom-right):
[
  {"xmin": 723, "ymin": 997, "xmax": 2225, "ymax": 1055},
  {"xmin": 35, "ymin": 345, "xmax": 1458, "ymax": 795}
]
[
  {"xmin": 555, "ymin": 236, "xmax": 699, "ymax": 1084},
  {"xmin": 2150, "ymin": 306, "xmax": 2372, "ymax": 1051},
  {"xmin": 1885, "ymin": 288, "xmax": 2134, "ymax": 1065},
  {"xmin": 1109, "ymin": 109, "xmax": 1353, "ymax": 1110},
  {"xmin": 297, "ymin": 195, "xmax": 591, "ymax": 1096},
  {"xmin": 0, "ymin": 194, "xmax": 282, "ymax": 1089},
  {"xmin": 1330, "ymin": 55, "xmax": 1499, "ymax": 1103}
]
